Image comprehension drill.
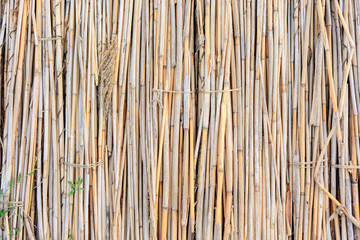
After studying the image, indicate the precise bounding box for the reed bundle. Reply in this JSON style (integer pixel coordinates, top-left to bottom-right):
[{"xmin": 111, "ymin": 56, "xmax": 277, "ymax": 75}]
[{"xmin": 1, "ymin": 0, "xmax": 360, "ymax": 239}]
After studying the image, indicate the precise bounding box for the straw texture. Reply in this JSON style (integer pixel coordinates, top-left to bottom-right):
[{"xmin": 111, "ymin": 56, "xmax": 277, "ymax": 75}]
[{"xmin": 1, "ymin": 0, "xmax": 360, "ymax": 239}]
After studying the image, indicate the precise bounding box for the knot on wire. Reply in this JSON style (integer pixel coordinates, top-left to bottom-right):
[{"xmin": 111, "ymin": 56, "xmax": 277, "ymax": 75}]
[
  {"xmin": 331, "ymin": 163, "xmax": 360, "ymax": 169},
  {"xmin": 150, "ymin": 98, "xmax": 163, "ymax": 110},
  {"xmin": 62, "ymin": 160, "xmax": 104, "ymax": 169},
  {"xmin": 289, "ymin": 159, "xmax": 327, "ymax": 169},
  {"xmin": 38, "ymin": 36, "xmax": 62, "ymax": 41},
  {"xmin": 0, "ymin": 201, "xmax": 23, "ymax": 207},
  {"xmin": 151, "ymin": 88, "xmax": 241, "ymax": 95}
]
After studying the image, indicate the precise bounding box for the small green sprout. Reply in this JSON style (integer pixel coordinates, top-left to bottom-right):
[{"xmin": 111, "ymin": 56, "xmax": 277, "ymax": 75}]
[{"xmin": 68, "ymin": 177, "xmax": 84, "ymax": 196}]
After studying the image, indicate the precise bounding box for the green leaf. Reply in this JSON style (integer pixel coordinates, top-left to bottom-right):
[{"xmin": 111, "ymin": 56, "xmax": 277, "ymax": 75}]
[
  {"xmin": 17, "ymin": 173, "xmax": 21, "ymax": 183},
  {"xmin": 9, "ymin": 230, "xmax": 14, "ymax": 237},
  {"xmin": 27, "ymin": 168, "xmax": 39, "ymax": 176},
  {"xmin": 14, "ymin": 228, "xmax": 20, "ymax": 233},
  {"xmin": 68, "ymin": 181, "xmax": 75, "ymax": 188},
  {"xmin": 77, "ymin": 187, "xmax": 84, "ymax": 191},
  {"xmin": 0, "ymin": 190, "xmax": 3, "ymax": 195},
  {"xmin": 76, "ymin": 177, "xmax": 83, "ymax": 185},
  {"xmin": 8, "ymin": 178, "xmax": 13, "ymax": 188},
  {"xmin": 68, "ymin": 190, "xmax": 74, "ymax": 196},
  {"xmin": 0, "ymin": 209, "xmax": 6, "ymax": 218},
  {"xmin": 68, "ymin": 181, "xmax": 76, "ymax": 190}
]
